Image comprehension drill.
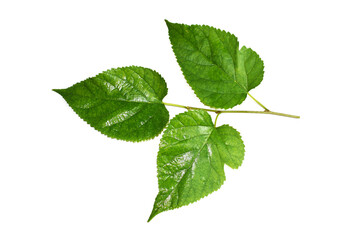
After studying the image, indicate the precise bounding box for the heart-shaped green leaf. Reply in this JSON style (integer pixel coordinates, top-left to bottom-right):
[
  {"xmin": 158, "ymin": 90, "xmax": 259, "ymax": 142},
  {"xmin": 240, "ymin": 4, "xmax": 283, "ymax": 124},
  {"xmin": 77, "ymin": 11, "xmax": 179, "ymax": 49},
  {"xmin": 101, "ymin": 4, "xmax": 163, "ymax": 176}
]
[
  {"xmin": 148, "ymin": 110, "xmax": 245, "ymax": 221},
  {"xmin": 54, "ymin": 66, "xmax": 169, "ymax": 142},
  {"xmin": 166, "ymin": 20, "xmax": 264, "ymax": 109}
]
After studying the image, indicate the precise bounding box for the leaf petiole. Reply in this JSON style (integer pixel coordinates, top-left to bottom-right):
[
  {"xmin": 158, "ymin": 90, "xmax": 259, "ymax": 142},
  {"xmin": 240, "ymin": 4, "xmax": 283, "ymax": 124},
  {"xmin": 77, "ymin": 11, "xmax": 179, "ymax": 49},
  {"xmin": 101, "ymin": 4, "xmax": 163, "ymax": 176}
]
[
  {"xmin": 214, "ymin": 112, "xmax": 221, "ymax": 127},
  {"xmin": 247, "ymin": 93, "xmax": 269, "ymax": 111}
]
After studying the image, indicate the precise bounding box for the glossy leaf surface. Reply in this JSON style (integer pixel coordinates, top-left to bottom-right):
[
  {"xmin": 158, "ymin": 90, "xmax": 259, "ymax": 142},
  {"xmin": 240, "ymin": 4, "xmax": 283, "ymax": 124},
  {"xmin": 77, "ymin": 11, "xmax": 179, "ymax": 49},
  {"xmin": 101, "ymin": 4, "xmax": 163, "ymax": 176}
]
[
  {"xmin": 148, "ymin": 110, "xmax": 245, "ymax": 221},
  {"xmin": 54, "ymin": 66, "xmax": 169, "ymax": 142},
  {"xmin": 166, "ymin": 20, "xmax": 264, "ymax": 109}
]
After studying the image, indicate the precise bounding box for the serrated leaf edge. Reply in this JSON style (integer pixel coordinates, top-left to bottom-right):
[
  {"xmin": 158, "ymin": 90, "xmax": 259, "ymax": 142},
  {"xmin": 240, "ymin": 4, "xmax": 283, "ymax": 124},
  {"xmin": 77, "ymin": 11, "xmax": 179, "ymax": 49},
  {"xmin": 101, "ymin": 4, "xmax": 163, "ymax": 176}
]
[
  {"xmin": 53, "ymin": 65, "xmax": 170, "ymax": 143},
  {"xmin": 216, "ymin": 124, "xmax": 246, "ymax": 169},
  {"xmin": 165, "ymin": 20, "xmax": 246, "ymax": 110},
  {"xmin": 148, "ymin": 110, "xmax": 245, "ymax": 221},
  {"xmin": 238, "ymin": 46, "xmax": 265, "ymax": 91}
]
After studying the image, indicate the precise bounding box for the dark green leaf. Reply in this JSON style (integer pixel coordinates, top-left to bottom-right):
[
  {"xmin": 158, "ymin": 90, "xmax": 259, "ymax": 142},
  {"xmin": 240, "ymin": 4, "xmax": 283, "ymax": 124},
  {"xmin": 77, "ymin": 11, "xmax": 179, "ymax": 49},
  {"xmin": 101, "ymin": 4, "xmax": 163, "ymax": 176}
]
[
  {"xmin": 166, "ymin": 20, "xmax": 264, "ymax": 109},
  {"xmin": 148, "ymin": 110, "xmax": 245, "ymax": 221},
  {"xmin": 54, "ymin": 66, "xmax": 169, "ymax": 142}
]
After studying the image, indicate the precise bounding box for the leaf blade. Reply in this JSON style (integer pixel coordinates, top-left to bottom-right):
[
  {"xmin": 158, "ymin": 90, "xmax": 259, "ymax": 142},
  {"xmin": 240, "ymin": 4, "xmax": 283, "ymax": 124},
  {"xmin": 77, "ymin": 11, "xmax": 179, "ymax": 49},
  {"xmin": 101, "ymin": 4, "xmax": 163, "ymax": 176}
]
[
  {"xmin": 236, "ymin": 46, "xmax": 264, "ymax": 91},
  {"xmin": 54, "ymin": 66, "xmax": 169, "ymax": 142},
  {"xmin": 212, "ymin": 125, "xmax": 245, "ymax": 169},
  {"xmin": 166, "ymin": 21, "xmax": 265, "ymax": 109},
  {"xmin": 148, "ymin": 110, "xmax": 245, "ymax": 221},
  {"xmin": 166, "ymin": 20, "xmax": 247, "ymax": 109}
]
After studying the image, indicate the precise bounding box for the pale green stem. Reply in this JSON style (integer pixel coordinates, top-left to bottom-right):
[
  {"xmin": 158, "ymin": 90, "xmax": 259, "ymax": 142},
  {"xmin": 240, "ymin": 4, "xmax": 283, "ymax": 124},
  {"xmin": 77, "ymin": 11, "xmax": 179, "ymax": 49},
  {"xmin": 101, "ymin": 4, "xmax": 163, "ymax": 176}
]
[
  {"xmin": 214, "ymin": 113, "xmax": 221, "ymax": 127},
  {"xmin": 161, "ymin": 102, "xmax": 188, "ymax": 109},
  {"xmin": 162, "ymin": 102, "xmax": 300, "ymax": 119},
  {"xmin": 247, "ymin": 93, "xmax": 269, "ymax": 111}
]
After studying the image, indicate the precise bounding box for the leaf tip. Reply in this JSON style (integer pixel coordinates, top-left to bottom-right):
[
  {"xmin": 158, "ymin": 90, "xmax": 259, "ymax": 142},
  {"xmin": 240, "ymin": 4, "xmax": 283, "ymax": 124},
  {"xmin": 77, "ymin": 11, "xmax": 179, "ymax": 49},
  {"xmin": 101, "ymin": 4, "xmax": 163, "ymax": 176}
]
[
  {"xmin": 164, "ymin": 19, "xmax": 174, "ymax": 28},
  {"xmin": 147, "ymin": 209, "xmax": 158, "ymax": 223},
  {"xmin": 52, "ymin": 88, "xmax": 65, "ymax": 96}
]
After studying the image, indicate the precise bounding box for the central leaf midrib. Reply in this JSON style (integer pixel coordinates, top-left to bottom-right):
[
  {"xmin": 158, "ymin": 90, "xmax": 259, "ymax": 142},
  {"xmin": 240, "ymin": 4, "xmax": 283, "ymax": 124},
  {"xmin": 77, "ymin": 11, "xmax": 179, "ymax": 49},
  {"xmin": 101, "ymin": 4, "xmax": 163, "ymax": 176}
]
[
  {"xmin": 100, "ymin": 104, "xmax": 145, "ymax": 128},
  {"xmin": 66, "ymin": 92, "xmax": 161, "ymax": 105}
]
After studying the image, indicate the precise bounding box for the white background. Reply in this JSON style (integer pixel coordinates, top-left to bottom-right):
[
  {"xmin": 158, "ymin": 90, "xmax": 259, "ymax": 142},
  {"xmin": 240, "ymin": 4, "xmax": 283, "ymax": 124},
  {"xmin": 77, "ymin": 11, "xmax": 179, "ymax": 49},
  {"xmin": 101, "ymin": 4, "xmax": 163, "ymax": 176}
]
[{"xmin": 1, "ymin": 0, "xmax": 359, "ymax": 239}]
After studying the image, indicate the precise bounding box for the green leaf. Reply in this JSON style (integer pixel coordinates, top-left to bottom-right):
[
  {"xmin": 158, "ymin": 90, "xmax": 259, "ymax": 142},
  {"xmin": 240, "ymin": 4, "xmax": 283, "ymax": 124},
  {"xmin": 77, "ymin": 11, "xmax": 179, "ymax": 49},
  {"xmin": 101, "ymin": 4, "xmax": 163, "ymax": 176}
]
[
  {"xmin": 166, "ymin": 20, "xmax": 264, "ymax": 109},
  {"xmin": 54, "ymin": 66, "xmax": 169, "ymax": 142},
  {"xmin": 148, "ymin": 110, "xmax": 244, "ymax": 221},
  {"xmin": 236, "ymin": 46, "xmax": 265, "ymax": 91}
]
